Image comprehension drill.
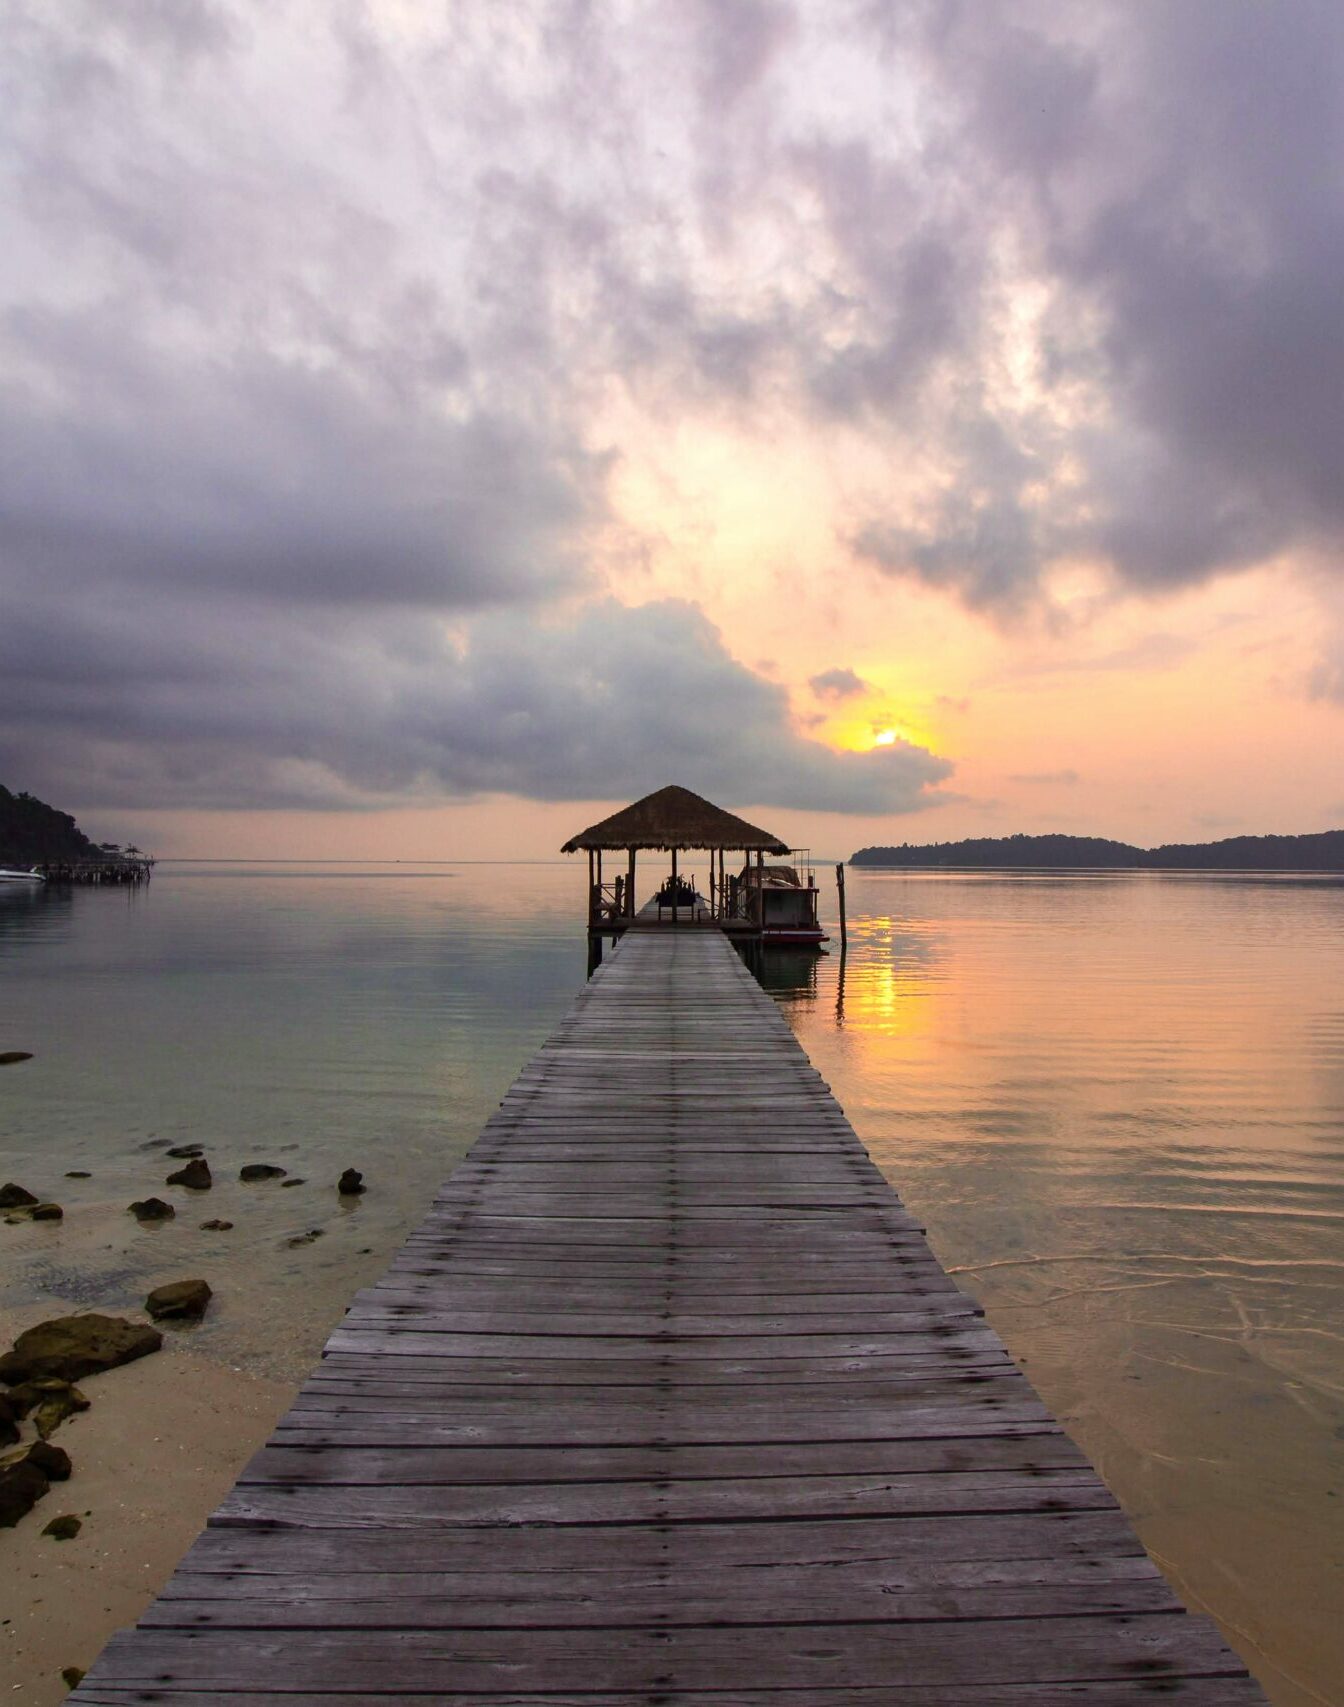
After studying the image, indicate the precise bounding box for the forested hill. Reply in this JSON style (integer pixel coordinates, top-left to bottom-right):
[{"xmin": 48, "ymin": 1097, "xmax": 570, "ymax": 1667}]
[
  {"xmin": 851, "ymin": 830, "xmax": 1344, "ymax": 871},
  {"xmin": 0, "ymin": 784, "xmax": 105, "ymax": 866}
]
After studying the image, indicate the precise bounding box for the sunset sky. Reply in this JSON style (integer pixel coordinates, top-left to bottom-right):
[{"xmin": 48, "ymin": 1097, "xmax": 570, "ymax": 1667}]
[{"xmin": 3, "ymin": 1, "xmax": 1342, "ymax": 859}]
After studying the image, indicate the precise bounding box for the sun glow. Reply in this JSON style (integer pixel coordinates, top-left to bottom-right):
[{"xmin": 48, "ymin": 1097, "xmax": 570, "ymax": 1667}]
[{"xmin": 873, "ymin": 729, "xmax": 898, "ymax": 746}]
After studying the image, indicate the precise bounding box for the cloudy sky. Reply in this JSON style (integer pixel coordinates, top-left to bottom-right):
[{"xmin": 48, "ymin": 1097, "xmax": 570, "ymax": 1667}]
[{"xmin": 3, "ymin": 0, "xmax": 1342, "ymax": 857}]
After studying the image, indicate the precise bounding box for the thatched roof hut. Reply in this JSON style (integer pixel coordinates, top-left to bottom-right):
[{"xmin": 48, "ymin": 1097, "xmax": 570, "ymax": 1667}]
[{"xmin": 561, "ymin": 785, "xmax": 788, "ymax": 854}]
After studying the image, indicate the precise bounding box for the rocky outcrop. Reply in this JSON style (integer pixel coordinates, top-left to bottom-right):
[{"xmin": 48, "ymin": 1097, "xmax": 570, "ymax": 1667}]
[{"xmin": 0, "ymin": 1314, "xmax": 162, "ymax": 1383}]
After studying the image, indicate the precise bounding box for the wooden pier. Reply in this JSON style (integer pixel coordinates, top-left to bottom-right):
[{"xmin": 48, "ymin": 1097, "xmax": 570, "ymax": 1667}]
[
  {"xmin": 33, "ymin": 857, "xmax": 153, "ymax": 885},
  {"xmin": 74, "ymin": 930, "xmax": 1264, "ymax": 1702}
]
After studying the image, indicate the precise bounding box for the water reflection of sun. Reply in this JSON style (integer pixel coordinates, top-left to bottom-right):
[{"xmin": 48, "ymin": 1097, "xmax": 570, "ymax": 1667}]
[{"xmin": 847, "ymin": 917, "xmax": 934, "ymax": 1039}]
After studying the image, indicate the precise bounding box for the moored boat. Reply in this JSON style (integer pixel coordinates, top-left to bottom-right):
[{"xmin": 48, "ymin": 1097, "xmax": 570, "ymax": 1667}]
[
  {"xmin": 738, "ymin": 850, "xmax": 828, "ymax": 946},
  {"xmin": 0, "ymin": 867, "xmax": 45, "ymax": 884}
]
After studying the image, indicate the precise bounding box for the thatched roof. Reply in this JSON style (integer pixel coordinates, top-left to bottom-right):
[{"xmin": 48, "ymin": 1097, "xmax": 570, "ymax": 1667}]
[{"xmin": 561, "ymin": 785, "xmax": 789, "ymax": 854}]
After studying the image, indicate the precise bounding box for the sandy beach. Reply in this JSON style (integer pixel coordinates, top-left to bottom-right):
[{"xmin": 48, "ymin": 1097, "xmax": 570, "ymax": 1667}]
[
  {"xmin": 0, "ymin": 1169, "xmax": 394, "ymax": 1699},
  {"xmin": 1, "ymin": 1303, "xmax": 292, "ymax": 1701}
]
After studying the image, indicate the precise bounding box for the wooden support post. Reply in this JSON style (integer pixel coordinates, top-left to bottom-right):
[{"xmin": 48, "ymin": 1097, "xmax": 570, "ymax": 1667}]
[
  {"xmin": 836, "ymin": 862, "xmax": 848, "ymax": 948},
  {"xmin": 756, "ymin": 848, "xmax": 764, "ymax": 928},
  {"xmin": 627, "ymin": 846, "xmax": 636, "ymax": 918},
  {"xmin": 670, "ymin": 847, "xmax": 678, "ymax": 926},
  {"xmin": 587, "ymin": 848, "xmax": 595, "ymax": 926}
]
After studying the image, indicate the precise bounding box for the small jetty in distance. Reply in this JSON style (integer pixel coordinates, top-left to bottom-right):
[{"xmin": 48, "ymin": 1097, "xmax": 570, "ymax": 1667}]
[
  {"xmin": 33, "ymin": 856, "xmax": 154, "ymax": 885},
  {"xmin": 69, "ymin": 786, "xmax": 1265, "ymax": 1702},
  {"xmin": 0, "ymin": 781, "xmax": 153, "ymax": 884}
]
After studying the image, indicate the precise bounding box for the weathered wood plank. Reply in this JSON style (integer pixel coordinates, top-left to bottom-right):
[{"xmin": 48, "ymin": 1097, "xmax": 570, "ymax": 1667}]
[
  {"xmin": 82, "ymin": 1616, "xmax": 1257, "ymax": 1690},
  {"xmin": 171, "ymin": 1510, "xmax": 1154, "ymax": 1575},
  {"xmin": 146, "ymin": 1576, "xmax": 1181, "ymax": 1629},
  {"xmin": 238, "ymin": 1433, "xmax": 1090, "ymax": 1485},
  {"xmin": 211, "ymin": 1467, "xmax": 1119, "ymax": 1529},
  {"xmin": 68, "ymin": 1683, "xmax": 1272, "ymax": 1705}
]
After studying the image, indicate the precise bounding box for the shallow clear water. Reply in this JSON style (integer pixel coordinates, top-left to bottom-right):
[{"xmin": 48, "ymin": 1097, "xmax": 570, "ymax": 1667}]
[{"xmin": 2, "ymin": 862, "xmax": 1342, "ymax": 1703}]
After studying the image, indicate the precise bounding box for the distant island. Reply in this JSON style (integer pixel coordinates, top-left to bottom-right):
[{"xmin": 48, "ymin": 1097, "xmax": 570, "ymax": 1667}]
[
  {"xmin": 850, "ymin": 830, "xmax": 1344, "ymax": 871},
  {"xmin": 0, "ymin": 783, "xmax": 143, "ymax": 868}
]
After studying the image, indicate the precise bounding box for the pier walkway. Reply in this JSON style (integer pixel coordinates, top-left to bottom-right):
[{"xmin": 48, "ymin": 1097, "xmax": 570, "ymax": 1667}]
[{"xmin": 76, "ymin": 931, "xmax": 1263, "ymax": 1702}]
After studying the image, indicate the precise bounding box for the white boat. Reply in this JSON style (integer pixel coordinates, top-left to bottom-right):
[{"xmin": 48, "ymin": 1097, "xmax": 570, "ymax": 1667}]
[
  {"xmin": 0, "ymin": 867, "xmax": 44, "ymax": 884},
  {"xmin": 738, "ymin": 850, "xmax": 829, "ymax": 946}
]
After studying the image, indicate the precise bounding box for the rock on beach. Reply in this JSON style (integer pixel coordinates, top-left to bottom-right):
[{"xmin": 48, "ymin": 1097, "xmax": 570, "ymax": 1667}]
[
  {"xmin": 0, "ymin": 1314, "xmax": 162, "ymax": 1384},
  {"xmin": 240, "ymin": 1163, "xmax": 286, "ymax": 1181},
  {"xmin": 146, "ymin": 1279, "xmax": 212, "ymax": 1323},
  {"xmin": 338, "ymin": 1168, "xmax": 366, "ymax": 1195},
  {"xmin": 166, "ymin": 1157, "xmax": 212, "ymax": 1190},
  {"xmin": 24, "ymin": 1440, "xmax": 71, "ymax": 1481},
  {"xmin": 0, "ymin": 1183, "xmax": 39, "ymax": 1209},
  {"xmin": 129, "ymin": 1197, "xmax": 174, "ymax": 1222},
  {"xmin": 7, "ymin": 1378, "xmax": 90, "ymax": 1438},
  {"xmin": 0, "ymin": 1457, "xmax": 50, "ymax": 1527}
]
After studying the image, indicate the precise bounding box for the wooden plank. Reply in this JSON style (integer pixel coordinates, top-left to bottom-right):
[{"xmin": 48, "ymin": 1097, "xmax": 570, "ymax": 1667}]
[
  {"xmin": 81, "ymin": 1616, "xmax": 1258, "ymax": 1691},
  {"xmin": 69, "ymin": 1682, "xmax": 1272, "ymax": 1705},
  {"xmin": 171, "ymin": 1510, "xmax": 1153, "ymax": 1575},
  {"xmin": 145, "ymin": 1576, "xmax": 1181, "ymax": 1629},
  {"xmin": 239, "ymin": 1434, "xmax": 1090, "ymax": 1484},
  {"xmin": 71, "ymin": 927, "xmax": 1264, "ymax": 1704}
]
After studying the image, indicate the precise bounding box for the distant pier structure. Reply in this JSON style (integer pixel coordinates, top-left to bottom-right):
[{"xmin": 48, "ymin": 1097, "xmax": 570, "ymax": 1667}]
[
  {"xmin": 34, "ymin": 856, "xmax": 154, "ymax": 886},
  {"xmin": 563, "ymin": 784, "xmax": 825, "ymax": 944}
]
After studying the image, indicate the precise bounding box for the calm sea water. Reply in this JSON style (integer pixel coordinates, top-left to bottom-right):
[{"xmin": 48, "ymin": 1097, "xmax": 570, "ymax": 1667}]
[{"xmin": 2, "ymin": 862, "xmax": 1342, "ymax": 1703}]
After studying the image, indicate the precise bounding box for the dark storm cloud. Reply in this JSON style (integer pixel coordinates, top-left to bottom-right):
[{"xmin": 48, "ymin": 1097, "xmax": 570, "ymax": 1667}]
[
  {"xmin": 0, "ymin": 596, "xmax": 949, "ymax": 814},
  {"xmin": 0, "ymin": 307, "xmax": 591, "ymax": 609},
  {"xmin": 844, "ymin": 1, "xmax": 1344, "ymax": 611}
]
